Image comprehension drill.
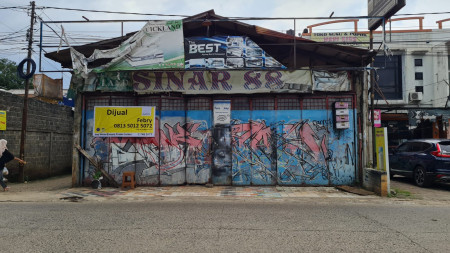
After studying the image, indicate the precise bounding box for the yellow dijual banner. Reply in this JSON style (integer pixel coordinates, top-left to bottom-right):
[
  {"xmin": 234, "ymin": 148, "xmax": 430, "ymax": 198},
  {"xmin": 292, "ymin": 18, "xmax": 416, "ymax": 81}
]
[{"xmin": 94, "ymin": 106, "xmax": 155, "ymax": 137}]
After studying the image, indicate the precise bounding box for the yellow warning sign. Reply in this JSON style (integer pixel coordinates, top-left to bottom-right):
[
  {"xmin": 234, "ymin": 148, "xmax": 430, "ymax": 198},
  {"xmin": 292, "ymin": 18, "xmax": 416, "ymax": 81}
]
[{"xmin": 0, "ymin": 110, "xmax": 6, "ymax": 130}]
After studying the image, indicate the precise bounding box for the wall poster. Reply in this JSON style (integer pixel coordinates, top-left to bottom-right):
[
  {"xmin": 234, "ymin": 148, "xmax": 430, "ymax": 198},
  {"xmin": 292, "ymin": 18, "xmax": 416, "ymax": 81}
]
[
  {"xmin": 185, "ymin": 36, "xmax": 286, "ymax": 70},
  {"xmin": 93, "ymin": 106, "xmax": 156, "ymax": 137},
  {"xmin": 213, "ymin": 100, "xmax": 231, "ymax": 126},
  {"xmin": 0, "ymin": 110, "xmax": 6, "ymax": 130}
]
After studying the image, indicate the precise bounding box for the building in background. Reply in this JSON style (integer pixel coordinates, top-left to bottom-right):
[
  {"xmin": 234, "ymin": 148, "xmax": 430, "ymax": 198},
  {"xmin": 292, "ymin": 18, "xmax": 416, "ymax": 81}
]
[{"xmin": 304, "ymin": 16, "xmax": 450, "ymax": 149}]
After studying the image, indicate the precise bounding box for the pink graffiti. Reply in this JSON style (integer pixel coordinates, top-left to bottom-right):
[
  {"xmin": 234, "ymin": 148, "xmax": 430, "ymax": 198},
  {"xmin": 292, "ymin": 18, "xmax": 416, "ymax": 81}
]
[
  {"xmin": 300, "ymin": 123, "xmax": 321, "ymax": 161},
  {"xmin": 250, "ymin": 121, "xmax": 271, "ymax": 149},
  {"xmin": 232, "ymin": 120, "xmax": 329, "ymax": 162},
  {"xmin": 232, "ymin": 120, "xmax": 271, "ymax": 149},
  {"xmin": 159, "ymin": 122, "xmax": 204, "ymax": 149},
  {"xmin": 104, "ymin": 118, "xmax": 208, "ymax": 172},
  {"xmin": 294, "ymin": 122, "xmax": 328, "ymax": 162},
  {"xmin": 232, "ymin": 123, "xmax": 252, "ymax": 146}
]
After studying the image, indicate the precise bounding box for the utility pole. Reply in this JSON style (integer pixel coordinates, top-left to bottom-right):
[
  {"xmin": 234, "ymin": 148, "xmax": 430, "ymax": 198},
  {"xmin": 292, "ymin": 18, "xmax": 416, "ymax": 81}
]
[
  {"xmin": 18, "ymin": 1, "xmax": 35, "ymax": 183},
  {"xmin": 369, "ymin": 30, "xmax": 376, "ymax": 169}
]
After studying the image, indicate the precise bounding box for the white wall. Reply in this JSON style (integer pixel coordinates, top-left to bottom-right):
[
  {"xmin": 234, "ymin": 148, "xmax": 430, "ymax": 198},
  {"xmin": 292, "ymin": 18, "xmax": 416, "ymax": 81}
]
[{"xmin": 373, "ymin": 29, "xmax": 449, "ymax": 108}]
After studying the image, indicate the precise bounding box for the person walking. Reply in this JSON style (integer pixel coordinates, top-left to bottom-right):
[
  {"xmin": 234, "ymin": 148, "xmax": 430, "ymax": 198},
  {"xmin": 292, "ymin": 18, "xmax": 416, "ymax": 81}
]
[{"xmin": 0, "ymin": 139, "xmax": 26, "ymax": 191}]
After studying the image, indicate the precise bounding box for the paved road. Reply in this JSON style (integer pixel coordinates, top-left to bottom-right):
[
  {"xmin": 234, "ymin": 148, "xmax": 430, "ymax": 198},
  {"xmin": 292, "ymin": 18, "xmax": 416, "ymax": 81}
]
[
  {"xmin": 1, "ymin": 175, "xmax": 450, "ymax": 252},
  {"xmin": 1, "ymin": 199, "xmax": 449, "ymax": 252}
]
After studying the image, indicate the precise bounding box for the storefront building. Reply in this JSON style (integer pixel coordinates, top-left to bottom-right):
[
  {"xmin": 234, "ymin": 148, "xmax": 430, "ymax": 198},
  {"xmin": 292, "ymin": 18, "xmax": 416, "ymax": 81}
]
[{"xmin": 46, "ymin": 10, "xmax": 374, "ymax": 186}]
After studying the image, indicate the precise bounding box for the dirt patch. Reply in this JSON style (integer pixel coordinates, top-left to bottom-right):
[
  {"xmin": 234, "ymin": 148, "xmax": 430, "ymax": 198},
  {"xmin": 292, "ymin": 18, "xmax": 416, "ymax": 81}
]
[
  {"xmin": 336, "ymin": 185, "xmax": 375, "ymax": 196},
  {"xmin": 5, "ymin": 174, "xmax": 72, "ymax": 193}
]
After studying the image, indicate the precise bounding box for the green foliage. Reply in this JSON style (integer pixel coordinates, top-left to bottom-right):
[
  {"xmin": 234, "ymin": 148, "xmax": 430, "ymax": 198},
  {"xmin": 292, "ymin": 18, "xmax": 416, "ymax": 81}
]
[
  {"xmin": 93, "ymin": 171, "xmax": 102, "ymax": 180},
  {"xmin": 0, "ymin": 58, "xmax": 27, "ymax": 90},
  {"xmin": 389, "ymin": 188, "xmax": 416, "ymax": 199}
]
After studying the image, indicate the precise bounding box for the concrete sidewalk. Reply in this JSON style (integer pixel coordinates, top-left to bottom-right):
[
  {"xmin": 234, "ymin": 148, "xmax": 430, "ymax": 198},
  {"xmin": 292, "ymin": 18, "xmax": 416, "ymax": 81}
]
[
  {"xmin": 0, "ymin": 174, "xmax": 380, "ymax": 202},
  {"xmin": 59, "ymin": 184, "xmax": 372, "ymax": 202}
]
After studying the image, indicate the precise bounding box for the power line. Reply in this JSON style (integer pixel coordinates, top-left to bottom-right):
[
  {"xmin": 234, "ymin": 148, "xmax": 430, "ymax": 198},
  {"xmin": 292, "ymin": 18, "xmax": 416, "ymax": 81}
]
[
  {"xmin": 0, "ymin": 6, "xmax": 27, "ymax": 10},
  {"xmin": 3, "ymin": 5, "xmax": 450, "ymax": 22},
  {"xmin": 40, "ymin": 6, "xmax": 190, "ymax": 18},
  {"xmin": 30, "ymin": 6, "xmax": 450, "ymax": 20},
  {"xmin": 394, "ymin": 11, "xmax": 450, "ymax": 16},
  {"xmin": 0, "ymin": 26, "xmax": 29, "ymax": 40}
]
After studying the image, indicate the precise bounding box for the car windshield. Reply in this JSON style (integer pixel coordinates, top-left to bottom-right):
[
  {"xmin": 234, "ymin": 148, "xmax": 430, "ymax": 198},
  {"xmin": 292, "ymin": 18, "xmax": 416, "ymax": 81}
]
[{"xmin": 438, "ymin": 141, "xmax": 450, "ymax": 154}]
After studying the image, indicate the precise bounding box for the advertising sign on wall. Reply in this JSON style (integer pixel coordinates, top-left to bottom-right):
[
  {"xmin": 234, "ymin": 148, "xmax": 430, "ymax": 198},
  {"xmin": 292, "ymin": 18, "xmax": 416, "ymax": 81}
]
[
  {"xmin": 131, "ymin": 70, "xmax": 313, "ymax": 94},
  {"xmin": 369, "ymin": 109, "xmax": 381, "ymax": 127},
  {"xmin": 185, "ymin": 36, "xmax": 286, "ymax": 70},
  {"xmin": 374, "ymin": 109, "xmax": 381, "ymax": 127},
  {"xmin": 0, "ymin": 110, "xmax": 6, "ymax": 130},
  {"xmin": 213, "ymin": 100, "xmax": 231, "ymax": 126},
  {"xmin": 310, "ymin": 32, "xmax": 369, "ymax": 49},
  {"xmin": 375, "ymin": 127, "xmax": 389, "ymax": 172},
  {"xmin": 93, "ymin": 106, "xmax": 156, "ymax": 137}
]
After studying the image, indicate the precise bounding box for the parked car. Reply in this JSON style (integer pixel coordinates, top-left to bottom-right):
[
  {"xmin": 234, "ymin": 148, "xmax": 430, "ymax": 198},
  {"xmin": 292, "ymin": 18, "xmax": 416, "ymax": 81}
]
[{"xmin": 389, "ymin": 139, "xmax": 450, "ymax": 187}]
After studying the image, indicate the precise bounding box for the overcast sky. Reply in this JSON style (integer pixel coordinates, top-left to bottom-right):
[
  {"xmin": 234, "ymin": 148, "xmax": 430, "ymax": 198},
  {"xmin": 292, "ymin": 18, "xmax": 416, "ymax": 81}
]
[{"xmin": 1, "ymin": 0, "xmax": 449, "ymax": 88}]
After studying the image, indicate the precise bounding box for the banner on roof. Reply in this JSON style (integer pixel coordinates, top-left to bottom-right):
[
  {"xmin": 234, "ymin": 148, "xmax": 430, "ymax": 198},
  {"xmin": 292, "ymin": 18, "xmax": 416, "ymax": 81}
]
[
  {"xmin": 310, "ymin": 32, "xmax": 369, "ymax": 48},
  {"xmin": 93, "ymin": 106, "xmax": 156, "ymax": 137},
  {"xmin": 184, "ymin": 36, "xmax": 286, "ymax": 69},
  {"xmin": 313, "ymin": 71, "xmax": 351, "ymax": 91},
  {"xmin": 70, "ymin": 20, "xmax": 184, "ymax": 77}
]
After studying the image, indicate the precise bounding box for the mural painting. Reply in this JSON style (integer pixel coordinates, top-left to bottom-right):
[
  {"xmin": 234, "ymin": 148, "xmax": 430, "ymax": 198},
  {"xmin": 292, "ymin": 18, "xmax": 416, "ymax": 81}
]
[
  {"xmin": 231, "ymin": 110, "xmax": 252, "ymax": 185},
  {"xmin": 212, "ymin": 126, "xmax": 232, "ymax": 185},
  {"xmin": 159, "ymin": 109, "xmax": 186, "ymax": 185},
  {"xmin": 212, "ymin": 100, "xmax": 232, "ymax": 185},
  {"xmin": 84, "ymin": 109, "xmax": 212, "ymax": 186},
  {"xmin": 83, "ymin": 101, "xmax": 356, "ymax": 186},
  {"xmin": 185, "ymin": 110, "xmax": 212, "ymax": 184},
  {"xmin": 250, "ymin": 111, "xmax": 277, "ymax": 185},
  {"xmin": 277, "ymin": 118, "xmax": 331, "ymax": 185},
  {"xmin": 276, "ymin": 110, "xmax": 303, "ymax": 185},
  {"xmin": 327, "ymin": 109, "xmax": 356, "ymax": 185}
]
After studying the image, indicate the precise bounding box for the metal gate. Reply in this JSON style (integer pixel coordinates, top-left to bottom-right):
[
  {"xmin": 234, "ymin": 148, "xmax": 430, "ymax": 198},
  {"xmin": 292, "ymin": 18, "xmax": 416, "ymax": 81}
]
[{"xmin": 82, "ymin": 94, "xmax": 356, "ymax": 186}]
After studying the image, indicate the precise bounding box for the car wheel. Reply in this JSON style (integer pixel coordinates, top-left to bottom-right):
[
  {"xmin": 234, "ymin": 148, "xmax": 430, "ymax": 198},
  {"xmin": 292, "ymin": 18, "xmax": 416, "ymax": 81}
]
[{"xmin": 414, "ymin": 166, "xmax": 431, "ymax": 187}]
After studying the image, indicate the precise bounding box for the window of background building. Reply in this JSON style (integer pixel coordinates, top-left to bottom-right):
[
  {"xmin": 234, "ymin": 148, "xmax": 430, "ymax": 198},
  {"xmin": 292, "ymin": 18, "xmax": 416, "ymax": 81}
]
[
  {"xmin": 414, "ymin": 59, "xmax": 423, "ymax": 66},
  {"xmin": 415, "ymin": 72, "xmax": 423, "ymax": 80},
  {"xmin": 374, "ymin": 55, "xmax": 403, "ymax": 99}
]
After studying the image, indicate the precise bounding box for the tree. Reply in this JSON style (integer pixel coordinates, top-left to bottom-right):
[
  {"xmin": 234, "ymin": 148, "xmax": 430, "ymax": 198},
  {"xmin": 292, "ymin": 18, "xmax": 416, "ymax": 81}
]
[{"xmin": 0, "ymin": 58, "xmax": 26, "ymax": 90}]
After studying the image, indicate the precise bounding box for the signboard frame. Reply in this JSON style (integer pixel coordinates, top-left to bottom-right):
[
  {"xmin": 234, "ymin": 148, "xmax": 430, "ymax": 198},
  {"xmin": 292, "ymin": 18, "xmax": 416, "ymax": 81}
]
[{"xmin": 368, "ymin": 0, "xmax": 406, "ymax": 30}]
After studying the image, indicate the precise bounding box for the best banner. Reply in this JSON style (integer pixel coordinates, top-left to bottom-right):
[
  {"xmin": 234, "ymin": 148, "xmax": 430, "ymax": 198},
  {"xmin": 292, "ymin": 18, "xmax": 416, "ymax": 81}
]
[{"xmin": 94, "ymin": 106, "xmax": 155, "ymax": 137}]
